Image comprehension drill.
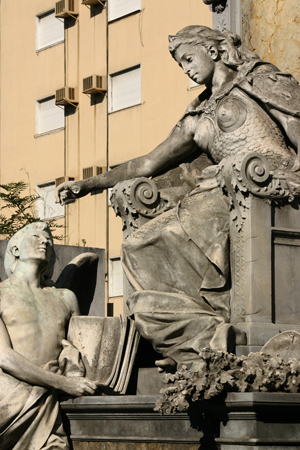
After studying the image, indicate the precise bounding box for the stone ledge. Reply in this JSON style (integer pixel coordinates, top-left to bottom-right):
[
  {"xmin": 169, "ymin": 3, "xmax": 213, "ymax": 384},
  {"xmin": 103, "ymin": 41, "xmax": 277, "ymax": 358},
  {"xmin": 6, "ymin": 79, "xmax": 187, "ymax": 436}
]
[
  {"xmin": 61, "ymin": 395, "xmax": 203, "ymax": 443},
  {"xmin": 61, "ymin": 395, "xmax": 159, "ymax": 412},
  {"xmin": 216, "ymin": 391, "xmax": 300, "ymax": 409},
  {"xmin": 61, "ymin": 393, "xmax": 300, "ymax": 448}
]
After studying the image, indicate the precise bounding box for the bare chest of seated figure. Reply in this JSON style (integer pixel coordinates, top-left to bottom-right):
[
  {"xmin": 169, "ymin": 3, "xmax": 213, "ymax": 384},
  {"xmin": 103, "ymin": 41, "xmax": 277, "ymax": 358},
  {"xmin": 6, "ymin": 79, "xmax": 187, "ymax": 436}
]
[{"xmin": 0, "ymin": 283, "xmax": 74, "ymax": 366}]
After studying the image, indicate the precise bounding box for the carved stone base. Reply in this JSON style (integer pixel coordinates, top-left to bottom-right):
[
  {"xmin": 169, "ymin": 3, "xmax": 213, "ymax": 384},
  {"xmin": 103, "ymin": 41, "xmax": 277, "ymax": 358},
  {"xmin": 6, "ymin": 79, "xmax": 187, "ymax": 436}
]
[
  {"xmin": 72, "ymin": 443, "xmax": 199, "ymax": 450},
  {"xmin": 218, "ymin": 393, "xmax": 300, "ymax": 449},
  {"xmin": 61, "ymin": 395, "xmax": 203, "ymax": 445},
  {"xmin": 61, "ymin": 393, "xmax": 300, "ymax": 449}
]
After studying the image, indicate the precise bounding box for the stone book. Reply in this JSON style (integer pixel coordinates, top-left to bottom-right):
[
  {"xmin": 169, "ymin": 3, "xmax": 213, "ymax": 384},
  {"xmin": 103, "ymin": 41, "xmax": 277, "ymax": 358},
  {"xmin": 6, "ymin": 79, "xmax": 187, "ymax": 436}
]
[{"xmin": 67, "ymin": 315, "xmax": 140, "ymax": 394}]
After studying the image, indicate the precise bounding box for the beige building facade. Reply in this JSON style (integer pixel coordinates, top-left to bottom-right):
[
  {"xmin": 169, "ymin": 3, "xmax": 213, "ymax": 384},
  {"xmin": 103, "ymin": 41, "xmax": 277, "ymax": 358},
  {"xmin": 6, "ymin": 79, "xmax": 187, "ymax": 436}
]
[{"xmin": 0, "ymin": 0, "xmax": 211, "ymax": 315}]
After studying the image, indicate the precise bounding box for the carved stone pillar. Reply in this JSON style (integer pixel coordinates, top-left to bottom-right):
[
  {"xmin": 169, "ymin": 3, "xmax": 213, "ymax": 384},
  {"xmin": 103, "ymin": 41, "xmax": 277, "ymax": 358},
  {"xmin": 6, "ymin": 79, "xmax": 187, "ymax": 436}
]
[
  {"xmin": 202, "ymin": 0, "xmax": 242, "ymax": 36},
  {"xmin": 217, "ymin": 152, "xmax": 300, "ymax": 353}
]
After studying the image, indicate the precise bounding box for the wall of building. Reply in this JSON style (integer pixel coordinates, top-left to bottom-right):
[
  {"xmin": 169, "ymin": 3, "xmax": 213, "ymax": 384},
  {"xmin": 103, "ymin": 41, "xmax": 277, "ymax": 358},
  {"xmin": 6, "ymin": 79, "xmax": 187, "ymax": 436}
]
[
  {"xmin": 242, "ymin": 0, "xmax": 300, "ymax": 82},
  {"xmin": 0, "ymin": 0, "xmax": 212, "ymax": 316},
  {"xmin": 0, "ymin": 1, "xmax": 65, "ymax": 197},
  {"xmin": 0, "ymin": 0, "xmax": 108, "ymax": 250}
]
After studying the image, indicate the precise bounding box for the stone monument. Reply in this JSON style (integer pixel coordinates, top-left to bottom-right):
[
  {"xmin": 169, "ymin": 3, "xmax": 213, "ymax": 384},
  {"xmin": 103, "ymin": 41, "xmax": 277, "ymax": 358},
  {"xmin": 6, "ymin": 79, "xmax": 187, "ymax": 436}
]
[
  {"xmin": 57, "ymin": 24, "xmax": 300, "ymax": 364},
  {"xmin": 57, "ymin": 24, "xmax": 300, "ymax": 448}
]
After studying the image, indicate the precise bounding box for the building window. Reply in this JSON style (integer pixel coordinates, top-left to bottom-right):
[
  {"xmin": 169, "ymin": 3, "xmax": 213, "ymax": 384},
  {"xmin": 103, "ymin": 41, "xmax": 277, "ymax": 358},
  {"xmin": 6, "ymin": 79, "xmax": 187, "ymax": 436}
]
[
  {"xmin": 108, "ymin": 65, "xmax": 141, "ymax": 113},
  {"xmin": 36, "ymin": 95, "xmax": 64, "ymax": 136},
  {"xmin": 36, "ymin": 9, "xmax": 64, "ymax": 51},
  {"xmin": 108, "ymin": 0, "xmax": 141, "ymax": 21},
  {"xmin": 108, "ymin": 258, "xmax": 123, "ymax": 297},
  {"xmin": 36, "ymin": 181, "xmax": 65, "ymax": 219},
  {"xmin": 190, "ymin": 78, "xmax": 200, "ymax": 89}
]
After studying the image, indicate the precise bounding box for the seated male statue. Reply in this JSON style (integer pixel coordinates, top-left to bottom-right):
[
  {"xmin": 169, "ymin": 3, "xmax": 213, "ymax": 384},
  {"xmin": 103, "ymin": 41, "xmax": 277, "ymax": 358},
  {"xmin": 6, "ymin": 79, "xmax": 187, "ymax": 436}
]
[{"xmin": 0, "ymin": 222, "xmax": 97, "ymax": 450}]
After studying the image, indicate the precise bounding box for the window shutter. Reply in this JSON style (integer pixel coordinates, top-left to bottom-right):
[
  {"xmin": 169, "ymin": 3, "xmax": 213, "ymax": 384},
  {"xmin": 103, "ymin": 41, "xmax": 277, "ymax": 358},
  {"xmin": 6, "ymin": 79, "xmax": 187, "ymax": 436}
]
[
  {"xmin": 108, "ymin": 258, "xmax": 124, "ymax": 297},
  {"xmin": 37, "ymin": 96, "xmax": 64, "ymax": 135},
  {"xmin": 37, "ymin": 10, "xmax": 64, "ymax": 50},
  {"xmin": 108, "ymin": 0, "xmax": 141, "ymax": 21},
  {"xmin": 36, "ymin": 182, "xmax": 65, "ymax": 219},
  {"xmin": 109, "ymin": 66, "xmax": 141, "ymax": 112}
]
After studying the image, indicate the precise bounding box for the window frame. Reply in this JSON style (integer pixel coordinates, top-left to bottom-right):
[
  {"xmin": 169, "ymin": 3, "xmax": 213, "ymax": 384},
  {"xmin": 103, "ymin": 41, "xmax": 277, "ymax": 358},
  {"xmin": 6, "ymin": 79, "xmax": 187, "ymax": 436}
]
[
  {"xmin": 36, "ymin": 8, "xmax": 64, "ymax": 52},
  {"xmin": 35, "ymin": 94, "xmax": 65, "ymax": 137},
  {"xmin": 108, "ymin": 64, "xmax": 142, "ymax": 113},
  {"xmin": 108, "ymin": 257, "xmax": 124, "ymax": 298},
  {"xmin": 36, "ymin": 180, "xmax": 65, "ymax": 220},
  {"xmin": 108, "ymin": 0, "xmax": 141, "ymax": 22}
]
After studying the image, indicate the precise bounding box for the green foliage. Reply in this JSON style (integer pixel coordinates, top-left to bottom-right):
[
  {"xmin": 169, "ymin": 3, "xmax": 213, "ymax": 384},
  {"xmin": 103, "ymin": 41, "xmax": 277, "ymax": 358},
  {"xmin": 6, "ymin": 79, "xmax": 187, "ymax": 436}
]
[{"xmin": 0, "ymin": 181, "xmax": 63, "ymax": 240}]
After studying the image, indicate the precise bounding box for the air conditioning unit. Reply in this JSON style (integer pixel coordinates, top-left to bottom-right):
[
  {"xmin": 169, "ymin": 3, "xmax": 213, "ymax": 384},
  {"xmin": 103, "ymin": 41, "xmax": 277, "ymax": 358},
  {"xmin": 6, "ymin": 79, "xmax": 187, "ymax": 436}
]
[
  {"xmin": 82, "ymin": 75, "xmax": 107, "ymax": 95},
  {"xmin": 82, "ymin": 166, "xmax": 106, "ymax": 179},
  {"xmin": 55, "ymin": 0, "xmax": 78, "ymax": 18},
  {"xmin": 55, "ymin": 176, "xmax": 75, "ymax": 187},
  {"xmin": 55, "ymin": 87, "xmax": 78, "ymax": 106},
  {"xmin": 82, "ymin": 0, "xmax": 106, "ymax": 5}
]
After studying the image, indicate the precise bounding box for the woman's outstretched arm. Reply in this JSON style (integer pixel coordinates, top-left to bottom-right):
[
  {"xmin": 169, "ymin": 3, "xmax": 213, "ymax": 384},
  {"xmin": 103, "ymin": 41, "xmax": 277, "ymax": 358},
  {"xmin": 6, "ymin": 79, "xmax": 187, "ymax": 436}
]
[{"xmin": 56, "ymin": 114, "xmax": 198, "ymax": 204}]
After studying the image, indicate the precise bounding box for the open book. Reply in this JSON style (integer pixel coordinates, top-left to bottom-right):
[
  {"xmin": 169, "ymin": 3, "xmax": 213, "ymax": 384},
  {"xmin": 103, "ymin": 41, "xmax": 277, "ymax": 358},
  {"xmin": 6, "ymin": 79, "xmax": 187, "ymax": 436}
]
[{"xmin": 67, "ymin": 315, "xmax": 140, "ymax": 395}]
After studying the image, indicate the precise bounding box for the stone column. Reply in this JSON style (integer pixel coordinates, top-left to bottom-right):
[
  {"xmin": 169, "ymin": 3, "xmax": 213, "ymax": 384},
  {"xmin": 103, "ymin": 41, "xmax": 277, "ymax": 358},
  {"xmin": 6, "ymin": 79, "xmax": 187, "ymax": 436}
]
[{"xmin": 202, "ymin": 0, "xmax": 242, "ymax": 36}]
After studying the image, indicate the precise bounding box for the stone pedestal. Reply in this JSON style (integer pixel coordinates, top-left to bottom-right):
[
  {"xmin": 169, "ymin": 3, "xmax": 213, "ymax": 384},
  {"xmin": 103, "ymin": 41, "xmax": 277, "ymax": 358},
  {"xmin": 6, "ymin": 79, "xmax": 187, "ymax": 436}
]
[
  {"xmin": 216, "ymin": 152, "xmax": 300, "ymax": 355},
  {"xmin": 232, "ymin": 194, "xmax": 300, "ymax": 355},
  {"xmin": 217, "ymin": 393, "xmax": 300, "ymax": 449},
  {"xmin": 61, "ymin": 393, "xmax": 300, "ymax": 450}
]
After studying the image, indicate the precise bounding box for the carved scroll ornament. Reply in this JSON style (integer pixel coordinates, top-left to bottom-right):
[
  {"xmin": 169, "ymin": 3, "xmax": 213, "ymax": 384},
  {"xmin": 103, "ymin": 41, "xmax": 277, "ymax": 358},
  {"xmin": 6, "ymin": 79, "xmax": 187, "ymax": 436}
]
[
  {"xmin": 216, "ymin": 151, "xmax": 294, "ymax": 230},
  {"xmin": 110, "ymin": 177, "xmax": 169, "ymax": 238}
]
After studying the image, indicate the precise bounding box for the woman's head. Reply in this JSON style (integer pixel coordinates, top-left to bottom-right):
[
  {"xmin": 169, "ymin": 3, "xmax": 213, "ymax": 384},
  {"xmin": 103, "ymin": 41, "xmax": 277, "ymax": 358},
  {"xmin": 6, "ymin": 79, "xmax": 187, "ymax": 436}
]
[
  {"xmin": 4, "ymin": 221, "xmax": 56, "ymax": 283},
  {"xmin": 169, "ymin": 25, "xmax": 259, "ymax": 71}
]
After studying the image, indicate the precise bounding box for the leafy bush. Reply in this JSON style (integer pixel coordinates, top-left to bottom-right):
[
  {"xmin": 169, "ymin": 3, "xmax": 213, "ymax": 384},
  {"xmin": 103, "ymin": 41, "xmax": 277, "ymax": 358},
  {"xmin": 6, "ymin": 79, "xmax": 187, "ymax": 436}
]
[{"xmin": 0, "ymin": 181, "xmax": 63, "ymax": 240}]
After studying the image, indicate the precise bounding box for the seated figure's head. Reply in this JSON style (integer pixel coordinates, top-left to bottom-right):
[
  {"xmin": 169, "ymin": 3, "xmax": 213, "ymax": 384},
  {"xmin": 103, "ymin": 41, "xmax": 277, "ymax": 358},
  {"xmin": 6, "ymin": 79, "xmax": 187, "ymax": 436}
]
[
  {"xmin": 168, "ymin": 25, "xmax": 259, "ymax": 82},
  {"xmin": 4, "ymin": 222, "xmax": 56, "ymax": 283}
]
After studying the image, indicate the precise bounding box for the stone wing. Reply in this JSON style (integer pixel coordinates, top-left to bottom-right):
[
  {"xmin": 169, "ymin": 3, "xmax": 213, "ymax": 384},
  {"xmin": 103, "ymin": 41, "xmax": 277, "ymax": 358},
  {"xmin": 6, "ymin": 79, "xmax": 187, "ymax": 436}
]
[{"xmin": 55, "ymin": 252, "xmax": 99, "ymax": 315}]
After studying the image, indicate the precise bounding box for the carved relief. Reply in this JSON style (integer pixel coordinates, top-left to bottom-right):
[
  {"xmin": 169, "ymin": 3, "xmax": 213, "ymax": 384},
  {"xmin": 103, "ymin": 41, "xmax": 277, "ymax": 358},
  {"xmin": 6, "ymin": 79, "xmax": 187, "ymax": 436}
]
[
  {"xmin": 230, "ymin": 224, "xmax": 247, "ymax": 323},
  {"xmin": 216, "ymin": 152, "xmax": 292, "ymax": 230},
  {"xmin": 156, "ymin": 333, "xmax": 300, "ymax": 414},
  {"xmin": 202, "ymin": 0, "xmax": 242, "ymax": 36},
  {"xmin": 110, "ymin": 177, "xmax": 169, "ymax": 238},
  {"xmin": 202, "ymin": 0, "xmax": 227, "ymax": 14}
]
